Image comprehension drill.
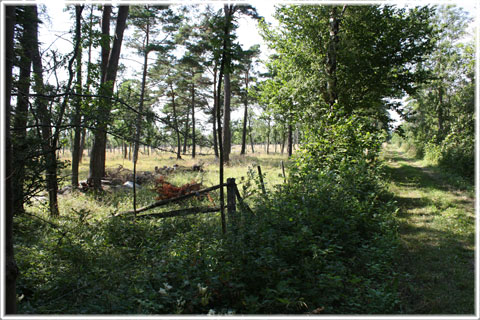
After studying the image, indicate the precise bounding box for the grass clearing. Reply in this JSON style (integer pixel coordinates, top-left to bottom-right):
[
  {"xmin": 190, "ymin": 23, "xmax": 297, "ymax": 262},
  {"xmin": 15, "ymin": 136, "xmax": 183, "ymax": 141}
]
[{"xmin": 382, "ymin": 144, "xmax": 475, "ymax": 314}]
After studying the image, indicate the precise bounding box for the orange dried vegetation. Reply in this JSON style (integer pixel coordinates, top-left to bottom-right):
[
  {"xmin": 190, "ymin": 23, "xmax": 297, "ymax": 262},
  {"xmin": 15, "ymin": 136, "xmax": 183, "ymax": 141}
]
[{"xmin": 153, "ymin": 176, "xmax": 203, "ymax": 200}]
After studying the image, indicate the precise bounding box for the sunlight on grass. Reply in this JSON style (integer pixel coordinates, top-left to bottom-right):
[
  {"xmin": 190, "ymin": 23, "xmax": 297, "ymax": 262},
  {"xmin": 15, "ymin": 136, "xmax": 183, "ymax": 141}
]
[{"xmin": 383, "ymin": 143, "xmax": 474, "ymax": 314}]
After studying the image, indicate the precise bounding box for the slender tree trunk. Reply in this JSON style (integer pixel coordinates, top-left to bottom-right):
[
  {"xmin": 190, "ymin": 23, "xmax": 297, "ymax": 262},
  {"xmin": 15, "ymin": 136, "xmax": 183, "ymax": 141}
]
[
  {"xmin": 274, "ymin": 129, "xmax": 278, "ymax": 153},
  {"xmin": 89, "ymin": 5, "xmax": 129, "ymax": 189},
  {"xmin": 212, "ymin": 65, "xmax": 219, "ymax": 158},
  {"xmin": 249, "ymin": 116, "xmax": 255, "ymax": 154},
  {"xmin": 266, "ymin": 118, "xmax": 271, "ymax": 154},
  {"xmin": 5, "ymin": 5, "xmax": 19, "ymax": 314},
  {"xmin": 240, "ymin": 70, "xmax": 249, "ymax": 155},
  {"xmin": 183, "ymin": 107, "xmax": 189, "ymax": 155},
  {"xmin": 222, "ymin": 4, "xmax": 232, "ymax": 163},
  {"xmin": 12, "ymin": 7, "xmax": 34, "ymax": 215},
  {"xmin": 170, "ymin": 84, "xmax": 182, "ymax": 160},
  {"xmin": 72, "ymin": 5, "xmax": 84, "ymax": 188},
  {"xmin": 223, "ymin": 71, "xmax": 231, "ymax": 162},
  {"xmin": 80, "ymin": 6, "xmax": 94, "ymax": 164},
  {"xmin": 326, "ymin": 6, "xmax": 345, "ymax": 108},
  {"xmin": 133, "ymin": 11, "xmax": 150, "ymax": 215},
  {"xmin": 191, "ymin": 79, "xmax": 196, "ymax": 159},
  {"xmin": 30, "ymin": 5, "xmax": 59, "ymax": 216},
  {"xmin": 287, "ymin": 123, "xmax": 293, "ymax": 157},
  {"xmin": 437, "ymin": 86, "xmax": 445, "ymax": 143}
]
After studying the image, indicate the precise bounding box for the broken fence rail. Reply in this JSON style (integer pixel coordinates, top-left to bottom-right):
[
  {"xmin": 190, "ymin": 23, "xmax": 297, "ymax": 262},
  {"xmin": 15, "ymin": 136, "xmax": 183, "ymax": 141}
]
[{"xmin": 115, "ymin": 183, "xmax": 227, "ymax": 217}]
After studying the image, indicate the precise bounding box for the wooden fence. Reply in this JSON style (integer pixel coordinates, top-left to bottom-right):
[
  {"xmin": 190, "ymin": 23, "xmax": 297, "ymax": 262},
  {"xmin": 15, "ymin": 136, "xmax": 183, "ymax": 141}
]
[{"xmin": 114, "ymin": 177, "xmax": 253, "ymax": 233}]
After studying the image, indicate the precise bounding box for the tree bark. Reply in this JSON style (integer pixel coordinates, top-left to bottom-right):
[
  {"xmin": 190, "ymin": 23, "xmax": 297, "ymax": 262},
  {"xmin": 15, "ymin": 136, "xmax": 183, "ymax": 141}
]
[
  {"xmin": 326, "ymin": 6, "xmax": 345, "ymax": 108},
  {"xmin": 133, "ymin": 9, "xmax": 151, "ymax": 215},
  {"xmin": 249, "ymin": 116, "xmax": 255, "ymax": 153},
  {"xmin": 212, "ymin": 65, "xmax": 219, "ymax": 158},
  {"xmin": 12, "ymin": 6, "xmax": 34, "ymax": 215},
  {"xmin": 240, "ymin": 69, "xmax": 249, "ymax": 155},
  {"xmin": 30, "ymin": 5, "xmax": 60, "ymax": 216},
  {"xmin": 89, "ymin": 5, "xmax": 129, "ymax": 189},
  {"xmin": 223, "ymin": 71, "xmax": 231, "ymax": 162},
  {"xmin": 5, "ymin": 5, "xmax": 19, "ymax": 314},
  {"xmin": 79, "ymin": 5, "xmax": 95, "ymax": 164},
  {"xmin": 183, "ymin": 105, "xmax": 189, "ymax": 155},
  {"xmin": 222, "ymin": 4, "xmax": 232, "ymax": 163},
  {"xmin": 170, "ymin": 84, "xmax": 182, "ymax": 160},
  {"xmin": 191, "ymin": 79, "xmax": 196, "ymax": 159},
  {"xmin": 71, "ymin": 5, "xmax": 84, "ymax": 188},
  {"xmin": 287, "ymin": 123, "xmax": 293, "ymax": 157},
  {"xmin": 266, "ymin": 118, "xmax": 271, "ymax": 154}
]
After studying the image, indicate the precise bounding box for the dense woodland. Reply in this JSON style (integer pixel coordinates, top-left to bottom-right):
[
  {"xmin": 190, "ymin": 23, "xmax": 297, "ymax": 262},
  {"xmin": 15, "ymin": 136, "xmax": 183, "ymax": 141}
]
[{"xmin": 4, "ymin": 3, "xmax": 475, "ymax": 315}]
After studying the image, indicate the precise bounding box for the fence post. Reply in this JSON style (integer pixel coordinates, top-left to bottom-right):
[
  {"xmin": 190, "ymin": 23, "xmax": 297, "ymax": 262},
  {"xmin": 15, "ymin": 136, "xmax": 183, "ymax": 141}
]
[
  {"xmin": 226, "ymin": 178, "xmax": 236, "ymax": 224},
  {"xmin": 257, "ymin": 165, "xmax": 266, "ymax": 195}
]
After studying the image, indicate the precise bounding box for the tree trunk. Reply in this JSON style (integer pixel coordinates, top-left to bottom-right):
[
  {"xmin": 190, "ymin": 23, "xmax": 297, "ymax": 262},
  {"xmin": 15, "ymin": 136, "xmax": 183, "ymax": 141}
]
[
  {"xmin": 12, "ymin": 6, "xmax": 35, "ymax": 215},
  {"xmin": 30, "ymin": 5, "xmax": 59, "ymax": 216},
  {"xmin": 287, "ymin": 123, "xmax": 293, "ymax": 157},
  {"xmin": 89, "ymin": 5, "xmax": 129, "ymax": 189},
  {"xmin": 223, "ymin": 71, "xmax": 231, "ymax": 162},
  {"xmin": 170, "ymin": 84, "xmax": 182, "ymax": 160},
  {"xmin": 266, "ymin": 118, "xmax": 271, "ymax": 154},
  {"xmin": 325, "ymin": 6, "xmax": 345, "ymax": 108},
  {"xmin": 133, "ymin": 10, "xmax": 150, "ymax": 215},
  {"xmin": 71, "ymin": 5, "xmax": 84, "ymax": 188},
  {"xmin": 240, "ymin": 70, "xmax": 249, "ymax": 155},
  {"xmin": 437, "ymin": 86, "xmax": 445, "ymax": 143},
  {"xmin": 222, "ymin": 4, "xmax": 232, "ymax": 163},
  {"xmin": 5, "ymin": 5, "xmax": 19, "ymax": 314},
  {"xmin": 212, "ymin": 65, "xmax": 219, "ymax": 158},
  {"xmin": 249, "ymin": 116, "xmax": 255, "ymax": 153},
  {"xmin": 191, "ymin": 79, "xmax": 196, "ymax": 159},
  {"xmin": 183, "ymin": 106, "xmax": 189, "ymax": 155},
  {"xmin": 79, "ymin": 6, "xmax": 94, "ymax": 165}
]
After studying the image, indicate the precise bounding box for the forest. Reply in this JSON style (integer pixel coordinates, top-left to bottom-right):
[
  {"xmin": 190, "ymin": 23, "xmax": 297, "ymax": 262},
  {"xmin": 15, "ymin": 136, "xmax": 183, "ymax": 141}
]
[{"xmin": 4, "ymin": 2, "xmax": 475, "ymax": 316}]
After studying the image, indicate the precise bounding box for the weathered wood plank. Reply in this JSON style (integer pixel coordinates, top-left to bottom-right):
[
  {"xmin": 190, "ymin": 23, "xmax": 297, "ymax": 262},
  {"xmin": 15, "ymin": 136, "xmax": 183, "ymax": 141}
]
[
  {"xmin": 115, "ymin": 183, "xmax": 226, "ymax": 216},
  {"xmin": 136, "ymin": 206, "xmax": 220, "ymax": 219}
]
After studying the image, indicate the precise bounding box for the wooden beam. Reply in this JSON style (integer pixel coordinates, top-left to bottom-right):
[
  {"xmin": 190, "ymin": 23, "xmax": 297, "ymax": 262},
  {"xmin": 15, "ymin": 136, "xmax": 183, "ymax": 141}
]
[{"xmin": 115, "ymin": 183, "xmax": 226, "ymax": 216}]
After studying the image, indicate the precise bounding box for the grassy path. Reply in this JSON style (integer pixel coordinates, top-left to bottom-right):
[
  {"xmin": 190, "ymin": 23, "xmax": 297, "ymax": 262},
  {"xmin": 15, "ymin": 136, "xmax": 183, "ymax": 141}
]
[{"xmin": 382, "ymin": 144, "xmax": 475, "ymax": 314}]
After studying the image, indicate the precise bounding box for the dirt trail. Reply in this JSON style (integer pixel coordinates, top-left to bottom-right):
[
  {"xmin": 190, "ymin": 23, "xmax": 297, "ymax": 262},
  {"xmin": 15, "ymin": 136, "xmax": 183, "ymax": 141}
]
[{"xmin": 383, "ymin": 144, "xmax": 475, "ymax": 314}]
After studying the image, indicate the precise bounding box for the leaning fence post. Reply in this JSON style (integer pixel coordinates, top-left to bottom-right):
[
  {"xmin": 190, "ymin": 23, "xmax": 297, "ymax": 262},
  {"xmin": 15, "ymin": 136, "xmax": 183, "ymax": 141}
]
[
  {"xmin": 226, "ymin": 178, "xmax": 236, "ymax": 224},
  {"xmin": 257, "ymin": 165, "xmax": 266, "ymax": 195}
]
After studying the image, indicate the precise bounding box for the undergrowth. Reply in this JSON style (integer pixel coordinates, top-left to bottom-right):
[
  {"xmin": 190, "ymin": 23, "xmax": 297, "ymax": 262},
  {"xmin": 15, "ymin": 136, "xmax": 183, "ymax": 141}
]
[{"xmin": 15, "ymin": 142, "xmax": 400, "ymax": 314}]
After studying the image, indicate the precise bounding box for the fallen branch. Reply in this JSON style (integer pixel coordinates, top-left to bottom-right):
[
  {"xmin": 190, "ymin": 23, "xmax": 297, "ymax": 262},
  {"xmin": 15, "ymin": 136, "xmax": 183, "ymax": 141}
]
[
  {"xmin": 115, "ymin": 183, "xmax": 226, "ymax": 216},
  {"xmin": 136, "ymin": 206, "xmax": 220, "ymax": 219}
]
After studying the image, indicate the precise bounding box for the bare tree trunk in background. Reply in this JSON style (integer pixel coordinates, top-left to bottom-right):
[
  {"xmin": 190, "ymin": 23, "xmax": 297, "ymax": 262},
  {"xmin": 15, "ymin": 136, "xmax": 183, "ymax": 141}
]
[
  {"xmin": 287, "ymin": 123, "xmax": 293, "ymax": 157},
  {"xmin": 222, "ymin": 4, "xmax": 232, "ymax": 163},
  {"xmin": 191, "ymin": 79, "xmax": 196, "ymax": 159},
  {"xmin": 169, "ymin": 84, "xmax": 182, "ymax": 160},
  {"xmin": 5, "ymin": 5, "xmax": 19, "ymax": 314},
  {"xmin": 133, "ymin": 11, "xmax": 151, "ymax": 215},
  {"xmin": 266, "ymin": 117, "xmax": 271, "ymax": 154},
  {"xmin": 325, "ymin": 6, "xmax": 345, "ymax": 108},
  {"xmin": 79, "ymin": 6, "xmax": 95, "ymax": 164},
  {"xmin": 71, "ymin": 5, "xmax": 84, "ymax": 188},
  {"xmin": 89, "ymin": 5, "xmax": 129, "ymax": 189},
  {"xmin": 240, "ymin": 68, "xmax": 249, "ymax": 155},
  {"xmin": 212, "ymin": 65, "xmax": 219, "ymax": 158},
  {"xmin": 183, "ymin": 107, "xmax": 189, "ymax": 155},
  {"xmin": 249, "ymin": 116, "xmax": 255, "ymax": 154},
  {"xmin": 223, "ymin": 72, "xmax": 231, "ymax": 162}
]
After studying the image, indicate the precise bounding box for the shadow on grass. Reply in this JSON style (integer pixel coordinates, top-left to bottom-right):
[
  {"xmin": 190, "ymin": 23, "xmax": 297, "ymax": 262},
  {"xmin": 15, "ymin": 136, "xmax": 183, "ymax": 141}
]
[{"xmin": 382, "ymin": 149, "xmax": 475, "ymax": 314}]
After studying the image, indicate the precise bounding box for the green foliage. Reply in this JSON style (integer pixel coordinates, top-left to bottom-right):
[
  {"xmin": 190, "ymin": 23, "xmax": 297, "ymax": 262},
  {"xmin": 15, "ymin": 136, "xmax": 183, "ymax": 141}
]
[{"xmin": 399, "ymin": 6, "xmax": 474, "ymax": 178}]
